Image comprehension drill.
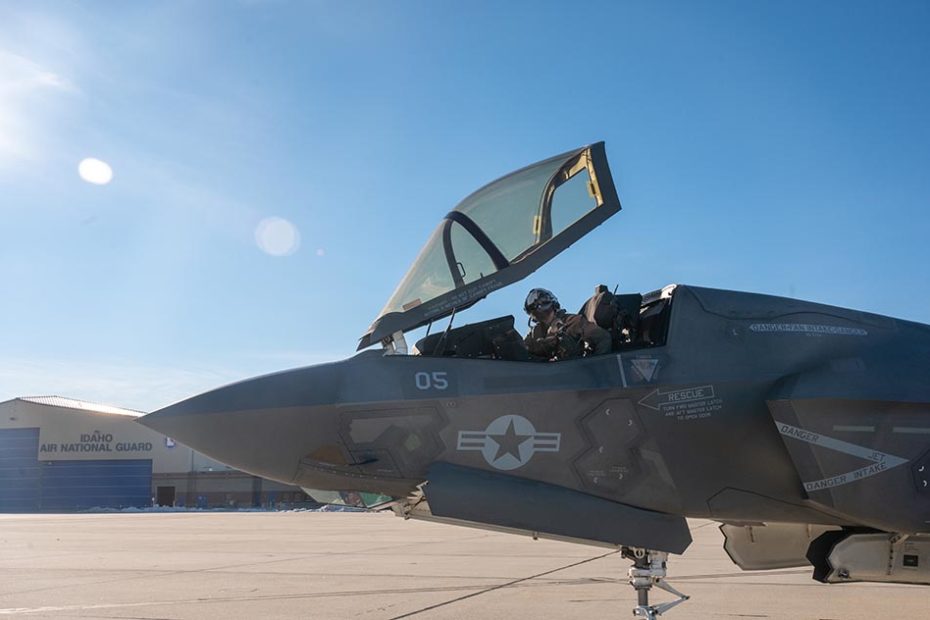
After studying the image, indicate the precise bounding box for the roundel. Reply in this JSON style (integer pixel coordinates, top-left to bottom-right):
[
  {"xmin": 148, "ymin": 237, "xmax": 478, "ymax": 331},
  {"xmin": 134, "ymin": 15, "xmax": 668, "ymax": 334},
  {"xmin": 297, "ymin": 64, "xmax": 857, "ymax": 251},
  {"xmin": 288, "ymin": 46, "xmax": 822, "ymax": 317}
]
[{"xmin": 456, "ymin": 414, "xmax": 561, "ymax": 471}]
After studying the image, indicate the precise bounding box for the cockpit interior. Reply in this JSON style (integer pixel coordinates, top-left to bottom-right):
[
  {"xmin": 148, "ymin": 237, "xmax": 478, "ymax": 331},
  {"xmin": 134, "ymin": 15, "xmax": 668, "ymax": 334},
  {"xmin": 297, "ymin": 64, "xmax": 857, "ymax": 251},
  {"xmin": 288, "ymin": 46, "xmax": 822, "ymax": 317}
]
[
  {"xmin": 357, "ymin": 142, "xmax": 673, "ymax": 361},
  {"xmin": 413, "ymin": 284, "xmax": 674, "ymax": 361}
]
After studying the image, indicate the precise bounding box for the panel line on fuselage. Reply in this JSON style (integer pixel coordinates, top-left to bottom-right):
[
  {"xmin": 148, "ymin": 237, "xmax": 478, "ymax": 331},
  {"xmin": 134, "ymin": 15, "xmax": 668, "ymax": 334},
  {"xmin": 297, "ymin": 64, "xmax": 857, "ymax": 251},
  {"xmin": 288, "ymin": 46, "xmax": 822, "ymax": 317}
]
[{"xmin": 616, "ymin": 354, "xmax": 628, "ymax": 388}]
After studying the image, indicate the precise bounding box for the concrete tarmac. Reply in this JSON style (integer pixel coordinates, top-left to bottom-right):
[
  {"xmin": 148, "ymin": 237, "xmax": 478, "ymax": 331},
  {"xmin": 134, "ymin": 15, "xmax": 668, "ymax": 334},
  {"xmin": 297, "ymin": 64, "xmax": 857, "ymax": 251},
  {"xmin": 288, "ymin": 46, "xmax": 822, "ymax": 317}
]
[{"xmin": 0, "ymin": 512, "xmax": 926, "ymax": 619}]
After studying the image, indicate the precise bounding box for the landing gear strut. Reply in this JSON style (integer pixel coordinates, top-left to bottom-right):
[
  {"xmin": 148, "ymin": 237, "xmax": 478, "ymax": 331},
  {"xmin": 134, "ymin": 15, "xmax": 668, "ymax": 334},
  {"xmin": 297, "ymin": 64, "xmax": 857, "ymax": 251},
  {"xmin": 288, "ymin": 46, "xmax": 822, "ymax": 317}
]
[{"xmin": 622, "ymin": 547, "xmax": 690, "ymax": 619}]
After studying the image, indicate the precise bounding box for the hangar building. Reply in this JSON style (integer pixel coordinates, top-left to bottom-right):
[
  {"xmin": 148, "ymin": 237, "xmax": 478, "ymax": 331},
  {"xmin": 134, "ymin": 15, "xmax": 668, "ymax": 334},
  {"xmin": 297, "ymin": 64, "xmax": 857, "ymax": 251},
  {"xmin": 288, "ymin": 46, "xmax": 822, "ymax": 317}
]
[{"xmin": 0, "ymin": 396, "xmax": 309, "ymax": 512}]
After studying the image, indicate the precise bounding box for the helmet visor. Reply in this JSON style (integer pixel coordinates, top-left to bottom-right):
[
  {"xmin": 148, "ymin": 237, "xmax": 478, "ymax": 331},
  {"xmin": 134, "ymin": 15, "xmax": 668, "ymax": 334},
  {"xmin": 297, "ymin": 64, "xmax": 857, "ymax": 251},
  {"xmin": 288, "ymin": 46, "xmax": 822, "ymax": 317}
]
[{"xmin": 524, "ymin": 289, "xmax": 557, "ymax": 317}]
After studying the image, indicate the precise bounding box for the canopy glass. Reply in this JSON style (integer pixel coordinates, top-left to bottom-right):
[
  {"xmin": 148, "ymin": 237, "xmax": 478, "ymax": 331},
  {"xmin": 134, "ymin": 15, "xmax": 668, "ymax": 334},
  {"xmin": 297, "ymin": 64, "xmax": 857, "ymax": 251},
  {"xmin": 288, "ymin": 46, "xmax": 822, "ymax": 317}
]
[{"xmin": 359, "ymin": 142, "xmax": 621, "ymax": 349}]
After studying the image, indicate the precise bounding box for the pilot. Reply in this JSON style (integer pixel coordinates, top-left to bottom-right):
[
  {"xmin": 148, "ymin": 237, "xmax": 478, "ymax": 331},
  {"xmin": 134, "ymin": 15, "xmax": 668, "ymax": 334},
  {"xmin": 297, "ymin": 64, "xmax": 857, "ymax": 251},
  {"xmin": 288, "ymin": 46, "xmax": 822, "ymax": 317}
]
[{"xmin": 523, "ymin": 288, "xmax": 611, "ymax": 360}]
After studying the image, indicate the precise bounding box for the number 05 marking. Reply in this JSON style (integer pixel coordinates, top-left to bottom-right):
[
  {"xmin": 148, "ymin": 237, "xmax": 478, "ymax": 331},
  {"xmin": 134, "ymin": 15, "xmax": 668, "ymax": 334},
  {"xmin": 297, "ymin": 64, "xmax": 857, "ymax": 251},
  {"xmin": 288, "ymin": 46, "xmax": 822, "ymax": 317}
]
[{"xmin": 415, "ymin": 371, "xmax": 449, "ymax": 390}]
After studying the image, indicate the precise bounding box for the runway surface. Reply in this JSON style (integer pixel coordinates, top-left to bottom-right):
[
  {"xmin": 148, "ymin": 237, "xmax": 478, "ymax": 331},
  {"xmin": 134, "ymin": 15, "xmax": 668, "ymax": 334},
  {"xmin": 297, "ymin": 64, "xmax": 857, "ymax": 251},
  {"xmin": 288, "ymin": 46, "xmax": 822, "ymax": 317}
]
[{"xmin": 0, "ymin": 512, "xmax": 926, "ymax": 619}]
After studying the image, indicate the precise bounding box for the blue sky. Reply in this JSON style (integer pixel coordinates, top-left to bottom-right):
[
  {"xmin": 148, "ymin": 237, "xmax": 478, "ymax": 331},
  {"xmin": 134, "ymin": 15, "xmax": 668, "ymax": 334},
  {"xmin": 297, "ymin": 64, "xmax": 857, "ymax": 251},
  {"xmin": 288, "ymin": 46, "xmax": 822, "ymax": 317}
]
[{"xmin": 1, "ymin": 1, "xmax": 928, "ymax": 411}]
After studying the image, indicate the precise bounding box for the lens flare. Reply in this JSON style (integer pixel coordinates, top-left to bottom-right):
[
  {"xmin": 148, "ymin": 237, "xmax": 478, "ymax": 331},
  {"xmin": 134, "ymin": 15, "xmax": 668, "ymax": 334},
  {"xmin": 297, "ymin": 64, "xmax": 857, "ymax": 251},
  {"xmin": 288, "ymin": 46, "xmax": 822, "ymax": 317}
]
[
  {"xmin": 78, "ymin": 158, "xmax": 113, "ymax": 185},
  {"xmin": 255, "ymin": 216, "xmax": 300, "ymax": 256}
]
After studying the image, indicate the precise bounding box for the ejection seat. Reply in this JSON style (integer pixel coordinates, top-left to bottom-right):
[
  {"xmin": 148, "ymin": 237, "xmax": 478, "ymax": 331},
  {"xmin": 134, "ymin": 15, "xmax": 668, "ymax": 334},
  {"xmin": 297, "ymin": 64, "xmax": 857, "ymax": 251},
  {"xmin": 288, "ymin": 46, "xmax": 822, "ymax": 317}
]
[{"xmin": 579, "ymin": 284, "xmax": 643, "ymax": 350}]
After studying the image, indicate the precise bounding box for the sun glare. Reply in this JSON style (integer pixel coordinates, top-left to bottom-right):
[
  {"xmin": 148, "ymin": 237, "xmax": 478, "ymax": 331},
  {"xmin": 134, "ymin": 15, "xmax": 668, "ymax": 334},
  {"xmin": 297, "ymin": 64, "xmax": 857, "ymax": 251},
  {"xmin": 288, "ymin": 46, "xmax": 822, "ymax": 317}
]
[
  {"xmin": 255, "ymin": 216, "xmax": 300, "ymax": 256},
  {"xmin": 78, "ymin": 158, "xmax": 113, "ymax": 185}
]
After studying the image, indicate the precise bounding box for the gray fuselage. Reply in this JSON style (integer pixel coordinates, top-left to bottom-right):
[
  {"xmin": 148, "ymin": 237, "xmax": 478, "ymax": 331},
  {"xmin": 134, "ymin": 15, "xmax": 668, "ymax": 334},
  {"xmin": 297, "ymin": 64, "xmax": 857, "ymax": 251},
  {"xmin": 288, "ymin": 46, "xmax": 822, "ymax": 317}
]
[{"xmin": 141, "ymin": 284, "xmax": 930, "ymax": 537}]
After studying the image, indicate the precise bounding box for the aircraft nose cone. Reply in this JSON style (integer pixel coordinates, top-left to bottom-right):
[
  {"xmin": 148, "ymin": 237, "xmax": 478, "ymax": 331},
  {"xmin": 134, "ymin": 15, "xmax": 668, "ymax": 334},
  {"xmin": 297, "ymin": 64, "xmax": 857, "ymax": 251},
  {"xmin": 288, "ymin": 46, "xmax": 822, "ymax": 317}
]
[{"xmin": 139, "ymin": 362, "xmax": 346, "ymax": 484}]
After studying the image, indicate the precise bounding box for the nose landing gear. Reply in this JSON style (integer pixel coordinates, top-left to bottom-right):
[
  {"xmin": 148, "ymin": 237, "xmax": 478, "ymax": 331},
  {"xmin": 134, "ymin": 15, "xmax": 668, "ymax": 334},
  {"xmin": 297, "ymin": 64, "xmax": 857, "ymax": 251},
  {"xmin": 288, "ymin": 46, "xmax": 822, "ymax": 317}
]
[{"xmin": 622, "ymin": 547, "xmax": 690, "ymax": 619}]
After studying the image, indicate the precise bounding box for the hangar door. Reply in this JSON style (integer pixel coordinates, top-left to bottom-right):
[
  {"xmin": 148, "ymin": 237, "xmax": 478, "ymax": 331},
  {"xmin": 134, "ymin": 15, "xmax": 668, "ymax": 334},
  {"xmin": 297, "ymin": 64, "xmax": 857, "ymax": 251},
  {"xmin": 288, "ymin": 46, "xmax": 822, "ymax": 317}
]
[
  {"xmin": 1, "ymin": 429, "xmax": 152, "ymax": 511},
  {"xmin": 41, "ymin": 459, "xmax": 152, "ymax": 511},
  {"xmin": 0, "ymin": 428, "xmax": 41, "ymax": 512}
]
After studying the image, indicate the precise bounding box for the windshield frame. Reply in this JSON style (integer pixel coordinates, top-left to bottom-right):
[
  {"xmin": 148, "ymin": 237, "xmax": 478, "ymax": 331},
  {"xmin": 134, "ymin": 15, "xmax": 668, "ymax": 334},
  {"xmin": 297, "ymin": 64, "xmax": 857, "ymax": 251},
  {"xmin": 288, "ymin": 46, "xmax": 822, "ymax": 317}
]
[{"xmin": 358, "ymin": 142, "xmax": 621, "ymax": 349}]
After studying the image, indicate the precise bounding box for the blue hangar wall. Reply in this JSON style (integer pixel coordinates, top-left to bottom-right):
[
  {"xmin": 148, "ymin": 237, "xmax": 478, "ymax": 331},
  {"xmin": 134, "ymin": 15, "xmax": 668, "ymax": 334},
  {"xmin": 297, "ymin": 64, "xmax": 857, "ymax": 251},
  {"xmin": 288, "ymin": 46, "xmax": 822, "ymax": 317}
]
[
  {"xmin": 0, "ymin": 426, "xmax": 152, "ymax": 512},
  {"xmin": 0, "ymin": 397, "xmax": 185, "ymax": 512}
]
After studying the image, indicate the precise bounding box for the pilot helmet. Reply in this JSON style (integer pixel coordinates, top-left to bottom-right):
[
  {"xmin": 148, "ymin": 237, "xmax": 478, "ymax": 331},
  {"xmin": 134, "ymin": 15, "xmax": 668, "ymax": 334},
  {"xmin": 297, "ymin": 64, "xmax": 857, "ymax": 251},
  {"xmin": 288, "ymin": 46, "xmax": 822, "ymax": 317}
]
[{"xmin": 524, "ymin": 288, "xmax": 560, "ymax": 317}]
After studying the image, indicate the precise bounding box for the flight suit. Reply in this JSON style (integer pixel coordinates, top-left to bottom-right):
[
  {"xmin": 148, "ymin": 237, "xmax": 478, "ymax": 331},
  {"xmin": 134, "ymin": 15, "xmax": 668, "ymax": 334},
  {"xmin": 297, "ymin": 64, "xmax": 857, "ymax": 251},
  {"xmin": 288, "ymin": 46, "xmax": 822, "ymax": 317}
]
[{"xmin": 524, "ymin": 310, "xmax": 612, "ymax": 360}]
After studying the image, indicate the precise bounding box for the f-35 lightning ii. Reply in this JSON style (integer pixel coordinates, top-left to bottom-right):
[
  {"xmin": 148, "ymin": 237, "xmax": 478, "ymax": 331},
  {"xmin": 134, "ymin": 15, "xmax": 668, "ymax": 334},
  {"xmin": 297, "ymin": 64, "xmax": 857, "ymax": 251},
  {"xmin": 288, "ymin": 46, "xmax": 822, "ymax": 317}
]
[{"xmin": 140, "ymin": 143, "xmax": 930, "ymax": 619}]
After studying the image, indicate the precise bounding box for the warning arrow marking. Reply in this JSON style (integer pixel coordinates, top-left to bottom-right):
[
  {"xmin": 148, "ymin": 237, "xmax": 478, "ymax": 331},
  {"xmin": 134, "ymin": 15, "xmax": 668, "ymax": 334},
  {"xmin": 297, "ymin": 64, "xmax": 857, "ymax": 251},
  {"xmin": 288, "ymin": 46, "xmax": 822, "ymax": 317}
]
[{"xmin": 638, "ymin": 385, "xmax": 716, "ymax": 411}]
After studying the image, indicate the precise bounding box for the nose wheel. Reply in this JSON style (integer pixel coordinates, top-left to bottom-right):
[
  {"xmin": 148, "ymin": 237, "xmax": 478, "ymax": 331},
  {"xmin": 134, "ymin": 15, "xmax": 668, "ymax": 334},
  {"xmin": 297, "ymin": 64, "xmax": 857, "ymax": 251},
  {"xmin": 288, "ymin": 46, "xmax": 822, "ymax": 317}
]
[{"xmin": 622, "ymin": 547, "xmax": 690, "ymax": 619}]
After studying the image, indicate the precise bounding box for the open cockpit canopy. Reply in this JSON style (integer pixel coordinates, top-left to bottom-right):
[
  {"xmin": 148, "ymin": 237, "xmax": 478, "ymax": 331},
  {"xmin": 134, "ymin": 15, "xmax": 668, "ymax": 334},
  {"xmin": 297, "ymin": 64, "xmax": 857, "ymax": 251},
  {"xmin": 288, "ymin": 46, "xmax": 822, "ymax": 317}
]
[{"xmin": 358, "ymin": 142, "xmax": 621, "ymax": 350}]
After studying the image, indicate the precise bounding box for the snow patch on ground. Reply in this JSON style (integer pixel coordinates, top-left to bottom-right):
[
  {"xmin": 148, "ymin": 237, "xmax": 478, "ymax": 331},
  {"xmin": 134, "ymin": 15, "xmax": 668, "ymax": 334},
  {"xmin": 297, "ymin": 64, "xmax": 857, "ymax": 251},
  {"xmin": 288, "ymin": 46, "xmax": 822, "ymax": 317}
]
[{"xmin": 80, "ymin": 504, "xmax": 368, "ymax": 514}]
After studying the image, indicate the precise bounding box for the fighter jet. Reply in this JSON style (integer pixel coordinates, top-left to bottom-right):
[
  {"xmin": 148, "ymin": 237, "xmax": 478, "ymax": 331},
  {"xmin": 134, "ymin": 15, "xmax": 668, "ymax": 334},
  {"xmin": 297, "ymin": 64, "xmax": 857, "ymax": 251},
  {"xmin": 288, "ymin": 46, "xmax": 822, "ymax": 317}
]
[{"xmin": 140, "ymin": 142, "xmax": 930, "ymax": 618}]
